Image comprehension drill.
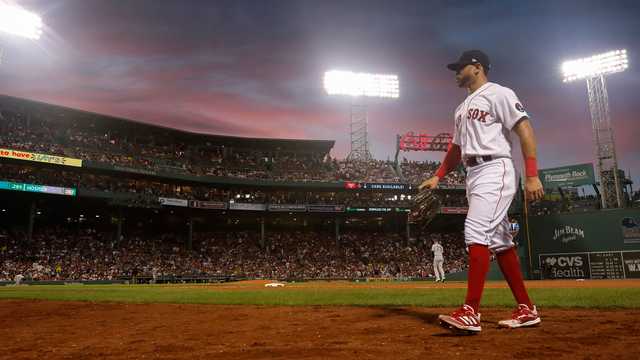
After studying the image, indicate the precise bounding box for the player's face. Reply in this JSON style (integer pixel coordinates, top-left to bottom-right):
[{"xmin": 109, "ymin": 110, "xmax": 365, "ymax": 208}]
[
  {"xmin": 455, "ymin": 64, "xmax": 481, "ymax": 88},
  {"xmin": 455, "ymin": 64, "xmax": 473, "ymax": 87}
]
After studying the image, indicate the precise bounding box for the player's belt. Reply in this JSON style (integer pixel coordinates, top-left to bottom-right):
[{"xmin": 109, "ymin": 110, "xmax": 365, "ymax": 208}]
[{"xmin": 463, "ymin": 155, "xmax": 501, "ymax": 168}]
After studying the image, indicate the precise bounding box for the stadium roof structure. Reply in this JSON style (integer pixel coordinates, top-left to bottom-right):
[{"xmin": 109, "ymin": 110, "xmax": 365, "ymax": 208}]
[{"xmin": 0, "ymin": 95, "xmax": 335, "ymax": 154}]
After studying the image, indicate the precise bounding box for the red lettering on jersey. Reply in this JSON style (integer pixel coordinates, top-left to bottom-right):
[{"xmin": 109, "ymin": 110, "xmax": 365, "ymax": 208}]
[
  {"xmin": 467, "ymin": 109, "xmax": 473, "ymax": 120},
  {"xmin": 472, "ymin": 109, "xmax": 479, "ymax": 120},
  {"xmin": 478, "ymin": 111, "xmax": 490, "ymax": 122}
]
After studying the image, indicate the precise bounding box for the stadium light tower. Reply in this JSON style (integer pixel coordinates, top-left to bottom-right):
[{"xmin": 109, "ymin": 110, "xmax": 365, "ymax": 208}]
[
  {"xmin": 324, "ymin": 70, "xmax": 399, "ymax": 161},
  {"xmin": 0, "ymin": 3, "xmax": 42, "ymax": 64},
  {"xmin": 562, "ymin": 49, "xmax": 628, "ymax": 208},
  {"xmin": 0, "ymin": 3, "xmax": 43, "ymax": 40}
]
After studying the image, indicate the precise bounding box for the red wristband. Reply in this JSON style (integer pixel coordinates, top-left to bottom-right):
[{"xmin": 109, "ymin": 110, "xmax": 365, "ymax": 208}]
[
  {"xmin": 525, "ymin": 157, "xmax": 538, "ymax": 177},
  {"xmin": 435, "ymin": 167, "xmax": 446, "ymax": 179}
]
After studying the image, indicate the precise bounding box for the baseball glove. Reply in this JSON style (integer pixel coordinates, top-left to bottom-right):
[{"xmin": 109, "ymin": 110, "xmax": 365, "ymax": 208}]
[{"xmin": 409, "ymin": 188, "xmax": 442, "ymax": 228}]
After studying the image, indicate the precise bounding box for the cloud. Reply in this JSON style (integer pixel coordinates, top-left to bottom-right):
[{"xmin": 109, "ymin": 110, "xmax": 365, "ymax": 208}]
[{"xmin": 3, "ymin": 0, "xmax": 640, "ymax": 184}]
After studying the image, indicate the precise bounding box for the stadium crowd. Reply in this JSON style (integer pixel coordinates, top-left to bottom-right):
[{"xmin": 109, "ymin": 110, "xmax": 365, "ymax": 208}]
[
  {"xmin": 0, "ymin": 106, "xmax": 465, "ymax": 185},
  {"xmin": 0, "ymin": 163, "xmax": 469, "ymax": 208},
  {"xmin": 399, "ymin": 159, "xmax": 466, "ymax": 186},
  {"xmin": 0, "ymin": 227, "xmax": 468, "ymax": 281}
]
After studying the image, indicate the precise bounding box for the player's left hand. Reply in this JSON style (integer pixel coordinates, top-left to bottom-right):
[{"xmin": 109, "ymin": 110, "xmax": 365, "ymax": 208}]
[{"xmin": 525, "ymin": 176, "xmax": 544, "ymax": 202}]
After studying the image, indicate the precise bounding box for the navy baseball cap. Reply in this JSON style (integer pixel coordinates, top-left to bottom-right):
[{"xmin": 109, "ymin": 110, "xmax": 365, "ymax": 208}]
[{"xmin": 447, "ymin": 50, "xmax": 491, "ymax": 73}]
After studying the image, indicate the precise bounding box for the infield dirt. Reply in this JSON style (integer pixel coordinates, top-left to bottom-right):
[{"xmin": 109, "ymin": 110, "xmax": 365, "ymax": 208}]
[{"xmin": 2, "ymin": 297, "xmax": 639, "ymax": 359}]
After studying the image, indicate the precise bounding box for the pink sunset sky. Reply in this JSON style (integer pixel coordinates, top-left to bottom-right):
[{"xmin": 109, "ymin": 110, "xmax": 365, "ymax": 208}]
[{"xmin": 1, "ymin": 0, "xmax": 638, "ymax": 184}]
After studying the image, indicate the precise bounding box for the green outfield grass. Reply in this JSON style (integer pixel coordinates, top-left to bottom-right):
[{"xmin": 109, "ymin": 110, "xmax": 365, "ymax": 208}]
[{"xmin": 1, "ymin": 282, "xmax": 640, "ymax": 308}]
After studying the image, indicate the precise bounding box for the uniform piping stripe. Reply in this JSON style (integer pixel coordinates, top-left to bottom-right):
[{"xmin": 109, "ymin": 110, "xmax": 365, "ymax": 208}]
[{"xmin": 490, "ymin": 159, "xmax": 507, "ymax": 225}]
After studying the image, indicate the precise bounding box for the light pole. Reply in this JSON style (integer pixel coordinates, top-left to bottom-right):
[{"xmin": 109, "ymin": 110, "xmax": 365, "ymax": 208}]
[
  {"xmin": 562, "ymin": 50, "xmax": 629, "ymax": 208},
  {"xmin": 0, "ymin": 3, "xmax": 43, "ymax": 64},
  {"xmin": 324, "ymin": 70, "xmax": 399, "ymax": 161}
]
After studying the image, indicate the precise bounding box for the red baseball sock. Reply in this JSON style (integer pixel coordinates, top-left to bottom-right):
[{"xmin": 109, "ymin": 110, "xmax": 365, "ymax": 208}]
[
  {"xmin": 496, "ymin": 247, "xmax": 533, "ymax": 308},
  {"xmin": 464, "ymin": 244, "xmax": 490, "ymax": 313}
]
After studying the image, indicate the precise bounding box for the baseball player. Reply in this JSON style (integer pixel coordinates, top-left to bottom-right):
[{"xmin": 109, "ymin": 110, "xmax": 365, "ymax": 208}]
[
  {"xmin": 14, "ymin": 273, "xmax": 24, "ymax": 285},
  {"xmin": 420, "ymin": 50, "xmax": 544, "ymax": 334},
  {"xmin": 431, "ymin": 239, "xmax": 446, "ymax": 282},
  {"xmin": 509, "ymin": 218, "xmax": 520, "ymax": 246}
]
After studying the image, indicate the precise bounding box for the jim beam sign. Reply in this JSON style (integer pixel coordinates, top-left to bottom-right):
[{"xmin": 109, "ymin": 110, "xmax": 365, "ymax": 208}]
[
  {"xmin": 539, "ymin": 253, "xmax": 590, "ymax": 279},
  {"xmin": 553, "ymin": 225, "xmax": 585, "ymax": 244}
]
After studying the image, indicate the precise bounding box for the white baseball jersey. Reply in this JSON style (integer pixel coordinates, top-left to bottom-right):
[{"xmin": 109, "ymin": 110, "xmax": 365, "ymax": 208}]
[
  {"xmin": 452, "ymin": 82, "xmax": 526, "ymax": 253},
  {"xmin": 452, "ymin": 82, "xmax": 529, "ymax": 158},
  {"xmin": 431, "ymin": 243, "xmax": 444, "ymax": 260}
]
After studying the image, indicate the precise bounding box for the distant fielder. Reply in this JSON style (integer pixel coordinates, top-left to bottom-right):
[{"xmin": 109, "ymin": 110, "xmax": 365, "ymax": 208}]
[
  {"xmin": 420, "ymin": 50, "xmax": 544, "ymax": 334},
  {"xmin": 431, "ymin": 239, "xmax": 445, "ymax": 282},
  {"xmin": 510, "ymin": 218, "xmax": 520, "ymax": 246},
  {"xmin": 14, "ymin": 273, "xmax": 24, "ymax": 285}
]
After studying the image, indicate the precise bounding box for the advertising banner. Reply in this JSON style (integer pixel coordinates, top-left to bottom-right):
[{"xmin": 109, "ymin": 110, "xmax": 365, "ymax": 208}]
[
  {"xmin": 538, "ymin": 163, "xmax": 595, "ymax": 188},
  {"xmin": 189, "ymin": 201, "xmax": 227, "ymax": 210},
  {"xmin": 0, "ymin": 148, "xmax": 82, "ymax": 167},
  {"xmin": 268, "ymin": 204, "xmax": 307, "ymax": 212},
  {"xmin": 623, "ymin": 251, "xmax": 640, "ymax": 279},
  {"xmin": 343, "ymin": 182, "xmax": 413, "ymax": 191},
  {"xmin": 361, "ymin": 183, "xmax": 412, "ymax": 191},
  {"xmin": 0, "ymin": 181, "xmax": 76, "ymax": 196},
  {"xmin": 367, "ymin": 207, "xmax": 393, "ymax": 212},
  {"xmin": 539, "ymin": 250, "xmax": 640, "ymax": 280},
  {"xmin": 307, "ymin": 205, "xmax": 345, "ymax": 213},
  {"xmin": 539, "ymin": 253, "xmax": 590, "ymax": 279},
  {"xmin": 158, "ymin": 197, "xmax": 189, "ymax": 207},
  {"xmin": 229, "ymin": 203, "xmax": 267, "ymax": 211},
  {"xmin": 399, "ymin": 132, "xmax": 430, "ymax": 151},
  {"xmin": 621, "ymin": 217, "xmax": 640, "ymax": 244}
]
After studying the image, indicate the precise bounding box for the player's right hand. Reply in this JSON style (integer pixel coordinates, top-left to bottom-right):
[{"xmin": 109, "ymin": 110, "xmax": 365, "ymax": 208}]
[{"xmin": 419, "ymin": 176, "xmax": 440, "ymax": 190}]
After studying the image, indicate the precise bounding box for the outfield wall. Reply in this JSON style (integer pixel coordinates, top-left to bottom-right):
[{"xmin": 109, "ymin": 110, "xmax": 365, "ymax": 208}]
[{"xmin": 528, "ymin": 209, "xmax": 640, "ymax": 280}]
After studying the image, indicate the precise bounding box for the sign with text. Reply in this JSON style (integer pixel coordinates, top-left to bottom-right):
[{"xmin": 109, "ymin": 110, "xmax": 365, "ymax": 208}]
[
  {"xmin": 0, "ymin": 148, "xmax": 82, "ymax": 167},
  {"xmin": 307, "ymin": 205, "xmax": 345, "ymax": 213},
  {"xmin": 361, "ymin": 183, "xmax": 412, "ymax": 191},
  {"xmin": 540, "ymin": 251, "xmax": 640, "ymax": 280},
  {"xmin": 539, "ymin": 253, "xmax": 590, "ymax": 279},
  {"xmin": 189, "ymin": 201, "xmax": 227, "ymax": 210},
  {"xmin": 0, "ymin": 181, "xmax": 76, "ymax": 196},
  {"xmin": 539, "ymin": 163, "xmax": 595, "ymax": 188},
  {"xmin": 344, "ymin": 182, "xmax": 412, "ymax": 191},
  {"xmin": 621, "ymin": 217, "xmax": 640, "ymax": 244},
  {"xmin": 588, "ymin": 252, "xmax": 625, "ymax": 279},
  {"xmin": 399, "ymin": 132, "xmax": 431, "ymax": 151},
  {"xmin": 158, "ymin": 197, "xmax": 188, "ymax": 207},
  {"xmin": 622, "ymin": 251, "xmax": 640, "ymax": 279},
  {"xmin": 229, "ymin": 203, "xmax": 266, "ymax": 211},
  {"xmin": 268, "ymin": 204, "xmax": 307, "ymax": 212}
]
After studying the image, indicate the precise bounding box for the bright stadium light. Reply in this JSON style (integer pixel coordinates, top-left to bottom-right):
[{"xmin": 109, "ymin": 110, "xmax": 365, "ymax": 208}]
[
  {"xmin": 0, "ymin": 3, "xmax": 43, "ymax": 40},
  {"xmin": 323, "ymin": 69, "xmax": 399, "ymax": 160},
  {"xmin": 324, "ymin": 70, "xmax": 400, "ymax": 98},
  {"xmin": 562, "ymin": 49, "xmax": 628, "ymax": 83},
  {"xmin": 560, "ymin": 49, "xmax": 630, "ymax": 208}
]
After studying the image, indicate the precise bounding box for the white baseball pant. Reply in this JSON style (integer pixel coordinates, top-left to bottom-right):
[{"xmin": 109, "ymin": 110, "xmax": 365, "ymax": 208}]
[
  {"xmin": 464, "ymin": 158, "xmax": 516, "ymax": 253},
  {"xmin": 433, "ymin": 258, "xmax": 445, "ymax": 281}
]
